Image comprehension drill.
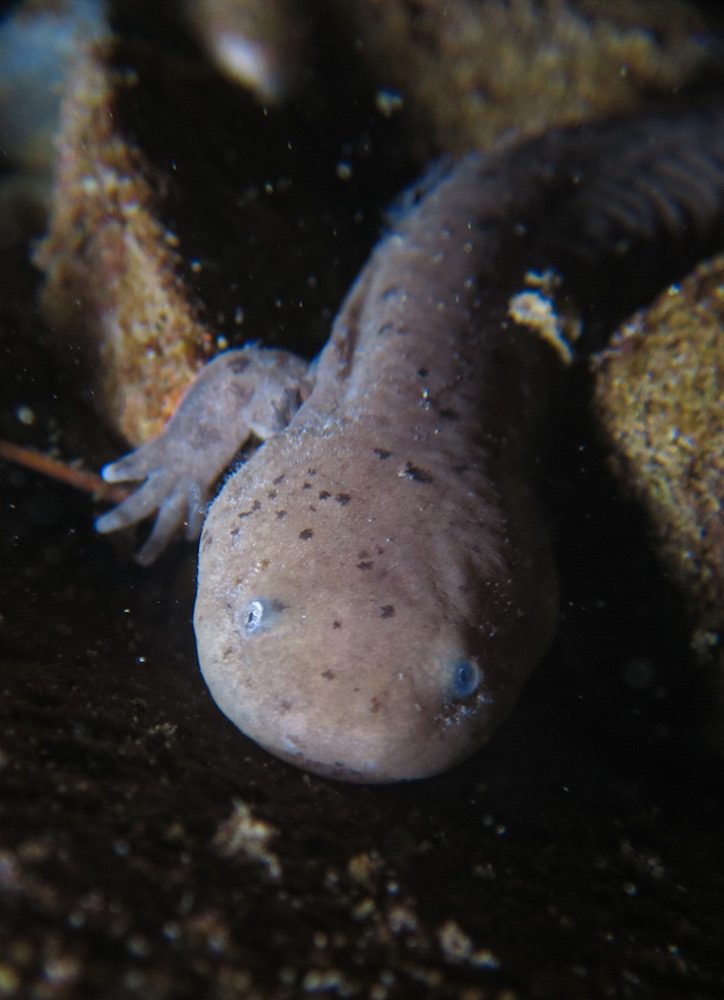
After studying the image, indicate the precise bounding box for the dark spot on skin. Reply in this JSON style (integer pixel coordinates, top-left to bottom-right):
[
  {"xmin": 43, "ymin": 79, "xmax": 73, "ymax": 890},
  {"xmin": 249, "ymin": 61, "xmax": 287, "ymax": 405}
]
[
  {"xmin": 222, "ymin": 646, "xmax": 234, "ymax": 658},
  {"xmin": 299, "ymin": 528, "xmax": 314, "ymax": 540},
  {"xmin": 318, "ymin": 490, "xmax": 332, "ymax": 499},
  {"xmin": 380, "ymin": 605, "xmax": 395, "ymax": 619},
  {"xmin": 378, "ymin": 322, "xmax": 393, "ymax": 336},
  {"xmin": 276, "ymin": 510, "xmax": 287, "ymax": 519},
  {"xmin": 280, "ymin": 700, "xmax": 293, "ymax": 713},
  {"xmin": 358, "ymin": 550, "xmax": 370, "ymax": 559},
  {"xmin": 307, "ymin": 468, "xmax": 317, "ymax": 475},
  {"xmin": 267, "ymin": 490, "xmax": 278, "ymax": 499},
  {"xmin": 237, "ymin": 499, "xmax": 262, "ymax": 518},
  {"xmin": 302, "ymin": 482, "xmax": 312, "ymax": 489},
  {"xmin": 270, "ymin": 599, "xmax": 288, "ymax": 613},
  {"xmin": 321, "ymin": 669, "xmax": 335, "ymax": 680},
  {"xmin": 439, "ymin": 408, "xmax": 460, "ymax": 420},
  {"xmin": 357, "ymin": 561, "xmax": 373, "ymax": 570},
  {"xmin": 399, "ymin": 461, "xmax": 434, "ymax": 484},
  {"xmin": 272, "ymin": 474, "xmax": 286, "ymax": 486},
  {"xmin": 370, "ymin": 697, "xmax": 383, "ymax": 714},
  {"xmin": 335, "ymin": 493, "xmax": 352, "ymax": 505},
  {"xmin": 381, "ymin": 284, "xmax": 401, "ymax": 299},
  {"xmin": 332, "ymin": 620, "xmax": 342, "ymax": 629},
  {"xmin": 373, "ymin": 448, "xmax": 391, "ymax": 459},
  {"xmin": 308, "ymin": 504, "xmax": 317, "ymax": 512},
  {"xmin": 417, "ymin": 368, "xmax": 429, "ymax": 377}
]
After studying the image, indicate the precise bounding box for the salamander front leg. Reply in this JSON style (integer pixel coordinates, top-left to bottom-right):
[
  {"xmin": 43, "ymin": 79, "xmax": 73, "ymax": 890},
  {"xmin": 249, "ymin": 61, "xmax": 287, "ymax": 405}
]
[{"xmin": 95, "ymin": 345, "xmax": 312, "ymax": 564}]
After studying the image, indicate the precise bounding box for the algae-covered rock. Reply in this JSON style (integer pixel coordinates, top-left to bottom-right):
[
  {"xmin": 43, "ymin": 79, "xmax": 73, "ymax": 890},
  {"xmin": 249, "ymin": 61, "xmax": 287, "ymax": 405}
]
[
  {"xmin": 193, "ymin": 1, "xmax": 723, "ymax": 153},
  {"xmin": 0, "ymin": 0, "xmax": 108, "ymax": 245},
  {"xmin": 34, "ymin": 44, "xmax": 214, "ymax": 447},
  {"xmin": 592, "ymin": 256, "xmax": 724, "ymax": 639},
  {"xmin": 346, "ymin": 0, "xmax": 722, "ymax": 155}
]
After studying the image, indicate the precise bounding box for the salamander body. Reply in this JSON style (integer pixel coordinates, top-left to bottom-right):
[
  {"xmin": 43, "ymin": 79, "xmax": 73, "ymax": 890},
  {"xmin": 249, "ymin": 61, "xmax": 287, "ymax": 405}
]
[{"xmin": 97, "ymin": 104, "xmax": 724, "ymax": 781}]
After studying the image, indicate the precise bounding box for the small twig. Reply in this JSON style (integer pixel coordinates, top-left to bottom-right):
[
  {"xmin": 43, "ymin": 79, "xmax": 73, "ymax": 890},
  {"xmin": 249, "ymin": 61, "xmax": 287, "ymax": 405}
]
[{"xmin": 0, "ymin": 438, "xmax": 130, "ymax": 505}]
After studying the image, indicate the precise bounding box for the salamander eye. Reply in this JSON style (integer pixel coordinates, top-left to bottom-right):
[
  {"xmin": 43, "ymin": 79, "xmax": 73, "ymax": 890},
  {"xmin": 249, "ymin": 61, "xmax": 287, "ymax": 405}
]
[
  {"xmin": 236, "ymin": 598, "xmax": 276, "ymax": 636},
  {"xmin": 452, "ymin": 659, "xmax": 480, "ymax": 698},
  {"xmin": 243, "ymin": 600, "xmax": 266, "ymax": 634}
]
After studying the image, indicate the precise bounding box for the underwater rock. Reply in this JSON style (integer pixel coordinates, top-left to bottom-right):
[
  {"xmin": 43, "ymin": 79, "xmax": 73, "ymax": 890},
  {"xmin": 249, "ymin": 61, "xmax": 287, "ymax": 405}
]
[
  {"xmin": 34, "ymin": 44, "xmax": 214, "ymax": 447},
  {"xmin": 346, "ymin": 0, "xmax": 722, "ymax": 155},
  {"xmin": 185, "ymin": 0, "xmax": 310, "ymax": 104},
  {"xmin": 0, "ymin": 0, "xmax": 108, "ymax": 245},
  {"xmin": 592, "ymin": 255, "xmax": 724, "ymax": 641}
]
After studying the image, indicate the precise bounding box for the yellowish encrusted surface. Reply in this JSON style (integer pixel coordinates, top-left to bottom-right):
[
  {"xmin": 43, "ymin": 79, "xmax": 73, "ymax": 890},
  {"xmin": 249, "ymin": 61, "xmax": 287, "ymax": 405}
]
[
  {"xmin": 348, "ymin": 0, "xmax": 718, "ymax": 155},
  {"xmin": 593, "ymin": 256, "xmax": 724, "ymax": 634},
  {"xmin": 34, "ymin": 45, "xmax": 213, "ymax": 446}
]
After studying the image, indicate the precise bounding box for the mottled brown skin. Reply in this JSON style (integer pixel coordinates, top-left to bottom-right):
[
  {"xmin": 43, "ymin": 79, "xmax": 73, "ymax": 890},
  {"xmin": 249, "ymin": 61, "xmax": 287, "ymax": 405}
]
[
  {"xmin": 195, "ymin": 419, "xmax": 557, "ymax": 781},
  {"xmin": 98, "ymin": 105, "xmax": 724, "ymax": 781},
  {"xmin": 193, "ymin": 151, "xmax": 566, "ymax": 781}
]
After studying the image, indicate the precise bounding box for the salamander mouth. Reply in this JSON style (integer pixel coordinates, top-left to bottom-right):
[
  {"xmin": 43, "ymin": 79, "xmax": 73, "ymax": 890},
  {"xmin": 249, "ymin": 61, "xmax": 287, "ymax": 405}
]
[
  {"xmin": 252, "ymin": 708, "xmax": 485, "ymax": 783},
  {"xmin": 265, "ymin": 745, "xmax": 385, "ymax": 784}
]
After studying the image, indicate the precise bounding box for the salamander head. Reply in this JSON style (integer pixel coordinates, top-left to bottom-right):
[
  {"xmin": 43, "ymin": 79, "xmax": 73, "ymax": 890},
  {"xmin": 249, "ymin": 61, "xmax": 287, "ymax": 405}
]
[{"xmin": 193, "ymin": 424, "xmax": 557, "ymax": 782}]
